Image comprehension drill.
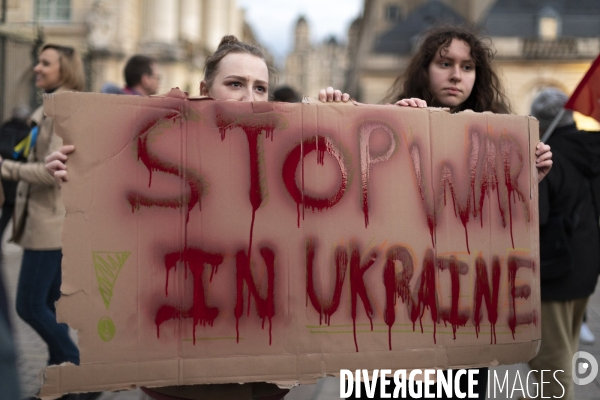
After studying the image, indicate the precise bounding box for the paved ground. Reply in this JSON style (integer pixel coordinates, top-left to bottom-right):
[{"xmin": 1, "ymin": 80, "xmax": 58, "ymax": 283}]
[{"xmin": 4, "ymin": 230, "xmax": 599, "ymax": 399}]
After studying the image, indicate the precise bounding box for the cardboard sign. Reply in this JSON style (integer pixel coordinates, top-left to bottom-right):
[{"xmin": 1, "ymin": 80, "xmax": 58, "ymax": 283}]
[{"xmin": 40, "ymin": 89, "xmax": 540, "ymax": 397}]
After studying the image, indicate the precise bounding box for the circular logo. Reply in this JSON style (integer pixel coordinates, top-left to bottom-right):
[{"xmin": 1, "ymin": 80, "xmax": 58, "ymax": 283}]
[
  {"xmin": 98, "ymin": 317, "xmax": 116, "ymax": 342},
  {"xmin": 572, "ymin": 351, "xmax": 599, "ymax": 385}
]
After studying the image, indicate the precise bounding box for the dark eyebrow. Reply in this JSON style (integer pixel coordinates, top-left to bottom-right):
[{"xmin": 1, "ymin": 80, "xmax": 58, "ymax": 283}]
[
  {"xmin": 225, "ymin": 75, "xmax": 268, "ymax": 86},
  {"xmin": 439, "ymin": 55, "xmax": 474, "ymax": 64},
  {"xmin": 225, "ymin": 75, "xmax": 247, "ymax": 81}
]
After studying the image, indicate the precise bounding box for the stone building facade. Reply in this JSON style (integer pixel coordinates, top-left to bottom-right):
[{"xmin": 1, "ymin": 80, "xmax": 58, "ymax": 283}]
[
  {"xmin": 485, "ymin": 0, "xmax": 600, "ymax": 128},
  {"xmin": 282, "ymin": 16, "xmax": 348, "ymax": 99},
  {"xmin": 346, "ymin": 0, "xmax": 600, "ymax": 129},
  {"xmin": 0, "ymin": 0, "xmax": 255, "ymax": 121}
]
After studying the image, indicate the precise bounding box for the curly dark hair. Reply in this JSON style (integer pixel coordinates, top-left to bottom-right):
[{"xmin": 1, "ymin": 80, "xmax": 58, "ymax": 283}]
[{"xmin": 387, "ymin": 25, "xmax": 511, "ymax": 114}]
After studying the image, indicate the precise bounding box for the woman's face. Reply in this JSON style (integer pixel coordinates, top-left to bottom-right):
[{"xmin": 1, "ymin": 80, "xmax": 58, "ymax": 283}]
[
  {"xmin": 201, "ymin": 53, "xmax": 269, "ymax": 102},
  {"xmin": 427, "ymin": 39, "xmax": 475, "ymax": 109},
  {"xmin": 33, "ymin": 48, "xmax": 63, "ymax": 90}
]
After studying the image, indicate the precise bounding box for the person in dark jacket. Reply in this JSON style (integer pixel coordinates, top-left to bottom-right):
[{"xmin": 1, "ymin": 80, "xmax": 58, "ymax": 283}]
[
  {"xmin": 528, "ymin": 87, "xmax": 600, "ymax": 400},
  {"xmin": 0, "ymin": 105, "xmax": 30, "ymax": 252}
]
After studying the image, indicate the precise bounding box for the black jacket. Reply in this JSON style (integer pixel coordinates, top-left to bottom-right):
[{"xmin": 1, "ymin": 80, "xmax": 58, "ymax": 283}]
[
  {"xmin": 539, "ymin": 124, "xmax": 600, "ymax": 301},
  {"xmin": 0, "ymin": 118, "xmax": 29, "ymax": 206}
]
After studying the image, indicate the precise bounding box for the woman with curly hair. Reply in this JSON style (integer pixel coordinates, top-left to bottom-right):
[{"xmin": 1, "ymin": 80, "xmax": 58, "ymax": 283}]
[
  {"xmin": 320, "ymin": 25, "xmax": 552, "ymax": 399},
  {"xmin": 320, "ymin": 24, "xmax": 552, "ymax": 182},
  {"xmin": 389, "ymin": 25, "xmax": 510, "ymax": 114}
]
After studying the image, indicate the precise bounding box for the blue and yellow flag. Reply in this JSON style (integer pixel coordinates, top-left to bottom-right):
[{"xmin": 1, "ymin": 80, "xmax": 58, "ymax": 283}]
[{"xmin": 13, "ymin": 125, "xmax": 38, "ymax": 159}]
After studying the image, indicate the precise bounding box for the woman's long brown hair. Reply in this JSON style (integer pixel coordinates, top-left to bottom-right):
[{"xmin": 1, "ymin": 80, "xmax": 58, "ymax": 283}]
[{"xmin": 386, "ymin": 25, "xmax": 511, "ymax": 114}]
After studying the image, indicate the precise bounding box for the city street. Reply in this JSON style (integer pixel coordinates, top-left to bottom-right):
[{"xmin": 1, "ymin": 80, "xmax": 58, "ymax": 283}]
[{"xmin": 4, "ymin": 232, "xmax": 599, "ymax": 399}]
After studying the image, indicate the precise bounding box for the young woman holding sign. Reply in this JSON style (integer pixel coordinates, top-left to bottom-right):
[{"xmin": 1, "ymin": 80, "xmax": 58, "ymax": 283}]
[
  {"xmin": 319, "ymin": 25, "xmax": 552, "ymax": 400},
  {"xmin": 44, "ymin": 35, "xmax": 332, "ymax": 400},
  {"xmin": 390, "ymin": 25, "xmax": 554, "ymax": 181},
  {"xmin": 46, "ymin": 35, "xmax": 272, "ymax": 186},
  {"xmin": 320, "ymin": 25, "xmax": 552, "ymax": 182}
]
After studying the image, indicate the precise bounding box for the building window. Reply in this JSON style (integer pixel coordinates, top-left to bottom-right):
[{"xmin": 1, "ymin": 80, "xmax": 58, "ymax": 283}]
[
  {"xmin": 35, "ymin": 0, "xmax": 71, "ymax": 22},
  {"xmin": 537, "ymin": 6, "xmax": 560, "ymax": 40},
  {"xmin": 386, "ymin": 6, "xmax": 400, "ymax": 22},
  {"xmin": 539, "ymin": 17, "xmax": 557, "ymax": 40}
]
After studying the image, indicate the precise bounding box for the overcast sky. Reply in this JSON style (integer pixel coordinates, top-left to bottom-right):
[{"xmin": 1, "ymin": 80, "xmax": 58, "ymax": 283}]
[{"xmin": 237, "ymin": 0, "xmax": 363, "ymax": 65}]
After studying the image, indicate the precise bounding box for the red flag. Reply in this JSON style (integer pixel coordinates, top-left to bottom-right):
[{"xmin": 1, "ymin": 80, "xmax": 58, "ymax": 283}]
[{"xmin": 565, "ymin": 53, "xmax": 600, "ymax": 123}]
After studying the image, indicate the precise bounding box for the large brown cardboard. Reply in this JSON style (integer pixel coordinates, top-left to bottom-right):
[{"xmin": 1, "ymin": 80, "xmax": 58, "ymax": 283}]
[{"xmin": 39, "ymin": 89, "xmax": 540, "ymax": 397}]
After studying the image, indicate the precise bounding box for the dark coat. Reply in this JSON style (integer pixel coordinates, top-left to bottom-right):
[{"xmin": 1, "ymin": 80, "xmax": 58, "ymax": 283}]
[
  {"xmin": 539, "ymin": 124, "xmax": 600, "ymax": 301},
  {"xmin": 0, "ymin": 118, "xmax": 29, "ymax": 206}
]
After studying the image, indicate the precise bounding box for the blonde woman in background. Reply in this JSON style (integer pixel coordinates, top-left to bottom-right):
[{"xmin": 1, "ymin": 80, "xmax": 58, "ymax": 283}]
[{"xmin": 0, "ymin": 45, "xmax": 97, "ymax": 400}]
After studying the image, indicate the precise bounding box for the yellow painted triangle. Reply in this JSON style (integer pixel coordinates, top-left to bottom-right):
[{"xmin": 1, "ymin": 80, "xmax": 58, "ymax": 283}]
[{"xmin": 93, "ymin": 251, "xmax": 130, "ymax": 310}]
